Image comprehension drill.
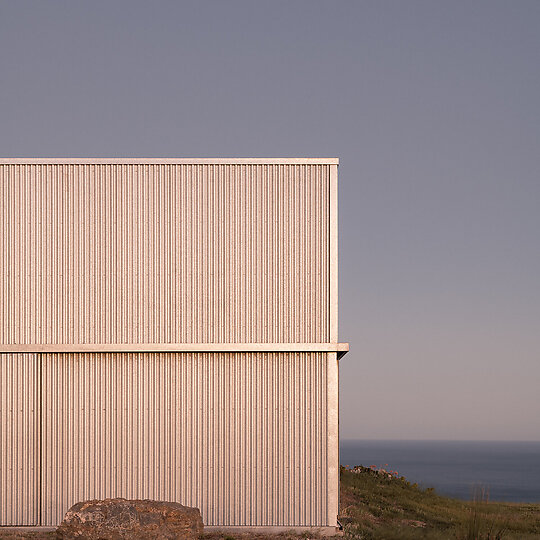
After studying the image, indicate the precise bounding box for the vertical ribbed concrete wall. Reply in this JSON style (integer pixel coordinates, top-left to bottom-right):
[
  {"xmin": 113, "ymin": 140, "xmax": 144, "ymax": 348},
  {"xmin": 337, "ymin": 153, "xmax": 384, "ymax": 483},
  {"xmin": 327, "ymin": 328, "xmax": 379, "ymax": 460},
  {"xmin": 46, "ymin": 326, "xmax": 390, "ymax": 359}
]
[
  {"xmin": 0, "ymin": 159, "xmax": 343, "ymax": 529},
  {"xmin": 0, "ymin": 162, "xmax": 329, "ymax": 344},
  {"xmin": 0, "ymin": 353, "xmax": 39, "ymax": 525},
  {"xmin": 41, "ymin": 352, "xmax": 329, "ymax": 527}
]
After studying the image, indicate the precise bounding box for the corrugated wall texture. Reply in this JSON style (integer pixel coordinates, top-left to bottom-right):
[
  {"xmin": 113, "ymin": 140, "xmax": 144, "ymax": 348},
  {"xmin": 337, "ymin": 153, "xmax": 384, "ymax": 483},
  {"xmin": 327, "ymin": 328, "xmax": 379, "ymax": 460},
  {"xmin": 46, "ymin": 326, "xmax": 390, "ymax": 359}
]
[
  {"xmin": 0, "ymin": 353, "xmax": 39, "ymax": 526},
  {"xmin": 41, "ymin": 351, "xmax": 329, "ymax": 527},
  {"xmin": 0, "ymin": 163, "xmax": 329, "ymax": 344}
]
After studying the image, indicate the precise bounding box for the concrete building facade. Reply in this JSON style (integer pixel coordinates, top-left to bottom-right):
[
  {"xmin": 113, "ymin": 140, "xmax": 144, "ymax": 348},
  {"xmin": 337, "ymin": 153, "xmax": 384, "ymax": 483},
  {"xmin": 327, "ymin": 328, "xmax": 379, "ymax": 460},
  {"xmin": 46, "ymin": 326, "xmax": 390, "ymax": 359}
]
[{"xmin": 0, "ymin": 159, "xmax": 347, "ymax": 532}]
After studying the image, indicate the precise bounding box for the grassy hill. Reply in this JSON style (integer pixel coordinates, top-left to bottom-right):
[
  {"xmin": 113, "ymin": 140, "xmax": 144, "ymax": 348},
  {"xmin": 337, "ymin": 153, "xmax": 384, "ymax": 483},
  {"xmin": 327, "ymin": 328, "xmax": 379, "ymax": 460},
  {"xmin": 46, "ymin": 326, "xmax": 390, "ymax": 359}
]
[
  {"xmin": 1, "ymin": 467, "xmax": 539, "ymax": 539},
  {"xmin": 340, "ymin": 465, "xmax": 540, "ymax": 539}
]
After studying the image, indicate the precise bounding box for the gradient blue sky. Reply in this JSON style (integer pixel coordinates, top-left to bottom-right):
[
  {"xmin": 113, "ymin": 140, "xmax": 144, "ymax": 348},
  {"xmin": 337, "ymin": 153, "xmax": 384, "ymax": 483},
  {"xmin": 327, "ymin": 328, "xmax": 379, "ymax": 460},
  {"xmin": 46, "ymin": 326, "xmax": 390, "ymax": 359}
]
[{"xmin": 1, "ymin": 1, "xmax": 539, "ymax": 440}]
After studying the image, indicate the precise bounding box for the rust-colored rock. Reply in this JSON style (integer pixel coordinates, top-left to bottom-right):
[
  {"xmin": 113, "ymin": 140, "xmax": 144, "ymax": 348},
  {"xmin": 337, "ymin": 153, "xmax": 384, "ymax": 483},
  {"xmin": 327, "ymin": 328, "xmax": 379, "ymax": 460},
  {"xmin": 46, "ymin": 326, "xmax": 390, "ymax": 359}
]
[{"xmin": 56, "ymin": 498, "xmax": 204, "ymax": 539}]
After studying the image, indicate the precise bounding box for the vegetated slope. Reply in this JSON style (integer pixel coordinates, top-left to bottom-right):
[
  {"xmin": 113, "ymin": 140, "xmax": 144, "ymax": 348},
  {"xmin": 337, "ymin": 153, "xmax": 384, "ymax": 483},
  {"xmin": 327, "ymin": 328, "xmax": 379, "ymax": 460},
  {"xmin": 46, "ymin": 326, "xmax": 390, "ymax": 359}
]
[
  {"xmin": 1, "ymin": 468, "xmax": 539, "ymax": 540},
  {"xmin": 340, "ymin": 466, "xmax": 540, "ymax": 539}
]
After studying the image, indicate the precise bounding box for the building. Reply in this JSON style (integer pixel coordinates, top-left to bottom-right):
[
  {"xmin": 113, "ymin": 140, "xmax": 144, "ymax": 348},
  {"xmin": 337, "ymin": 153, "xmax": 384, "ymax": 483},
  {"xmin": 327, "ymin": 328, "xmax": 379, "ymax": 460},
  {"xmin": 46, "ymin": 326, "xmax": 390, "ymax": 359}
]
[{"xmin": 0, "ymin": 158, "xmax": 348, "ymax": 533}]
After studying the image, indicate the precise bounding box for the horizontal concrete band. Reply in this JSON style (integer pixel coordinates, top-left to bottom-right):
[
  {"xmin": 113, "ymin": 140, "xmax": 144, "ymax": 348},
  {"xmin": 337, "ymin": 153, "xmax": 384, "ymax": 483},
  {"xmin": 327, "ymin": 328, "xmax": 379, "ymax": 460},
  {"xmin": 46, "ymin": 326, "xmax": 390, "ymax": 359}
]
[
  {"xmin": 0, "ymin": 527, "xmax": 342, "ymax": 536},
  {"xmin": 0, "ymin": 342, "xmax": 349, "ymax": 355},
  {"xmin": 205, "ymin": 526, "xmax": 342, "ymax": 536},
  {"xmin": 0, "ymin": 157, "xmax": 339, "ymax": 165}
]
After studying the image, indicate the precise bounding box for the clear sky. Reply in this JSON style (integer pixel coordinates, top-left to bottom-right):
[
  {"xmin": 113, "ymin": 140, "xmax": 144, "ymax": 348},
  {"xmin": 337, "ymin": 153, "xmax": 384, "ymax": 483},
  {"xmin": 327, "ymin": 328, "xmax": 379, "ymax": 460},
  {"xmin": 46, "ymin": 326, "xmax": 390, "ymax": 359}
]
[{"xmin": 1, "ymin": 1, "xmax": 539, "ymax": 441}]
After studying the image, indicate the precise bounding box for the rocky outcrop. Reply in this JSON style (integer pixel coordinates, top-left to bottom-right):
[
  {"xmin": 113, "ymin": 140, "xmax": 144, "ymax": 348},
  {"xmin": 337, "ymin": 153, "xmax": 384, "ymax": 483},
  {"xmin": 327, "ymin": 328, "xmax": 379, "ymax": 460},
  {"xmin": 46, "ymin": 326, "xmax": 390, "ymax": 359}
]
[{"xmin": 56, "ymin": 498, "xmax": 204, "ymax": 539}]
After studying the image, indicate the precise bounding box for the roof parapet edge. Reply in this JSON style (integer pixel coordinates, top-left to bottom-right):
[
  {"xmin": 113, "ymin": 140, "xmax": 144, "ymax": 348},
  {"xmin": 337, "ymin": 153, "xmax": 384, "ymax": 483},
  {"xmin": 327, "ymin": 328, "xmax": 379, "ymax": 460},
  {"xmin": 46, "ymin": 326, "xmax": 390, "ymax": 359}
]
[{"xmin": 0, "ymin": 157, "xmax": 339, "ymax": 165}]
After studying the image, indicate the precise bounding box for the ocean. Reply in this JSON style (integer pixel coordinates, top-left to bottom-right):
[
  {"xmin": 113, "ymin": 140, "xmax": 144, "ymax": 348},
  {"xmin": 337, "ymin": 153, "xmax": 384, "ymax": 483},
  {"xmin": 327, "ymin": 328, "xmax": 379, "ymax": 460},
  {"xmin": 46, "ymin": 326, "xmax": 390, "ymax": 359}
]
[{"xmin": 340, "ymin": 440, "xmax": 540, "ymax": 503}]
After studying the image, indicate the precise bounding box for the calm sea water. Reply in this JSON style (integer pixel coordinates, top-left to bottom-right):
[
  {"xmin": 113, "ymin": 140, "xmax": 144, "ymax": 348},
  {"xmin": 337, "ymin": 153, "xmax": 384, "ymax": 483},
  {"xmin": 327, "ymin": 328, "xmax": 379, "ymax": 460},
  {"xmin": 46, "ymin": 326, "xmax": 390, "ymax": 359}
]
[{"xmin": 340, "ymin": 440, "xmax": 540, "ymax": 502}]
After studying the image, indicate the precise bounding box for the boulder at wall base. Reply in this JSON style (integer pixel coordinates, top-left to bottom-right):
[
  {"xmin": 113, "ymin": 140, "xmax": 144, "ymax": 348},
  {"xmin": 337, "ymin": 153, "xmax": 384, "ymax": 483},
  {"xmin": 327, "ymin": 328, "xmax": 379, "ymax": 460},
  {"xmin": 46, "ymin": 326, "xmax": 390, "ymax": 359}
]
[{"xmin": 56, "ymin": 498, "xmax": 204, "ymax": 540}]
